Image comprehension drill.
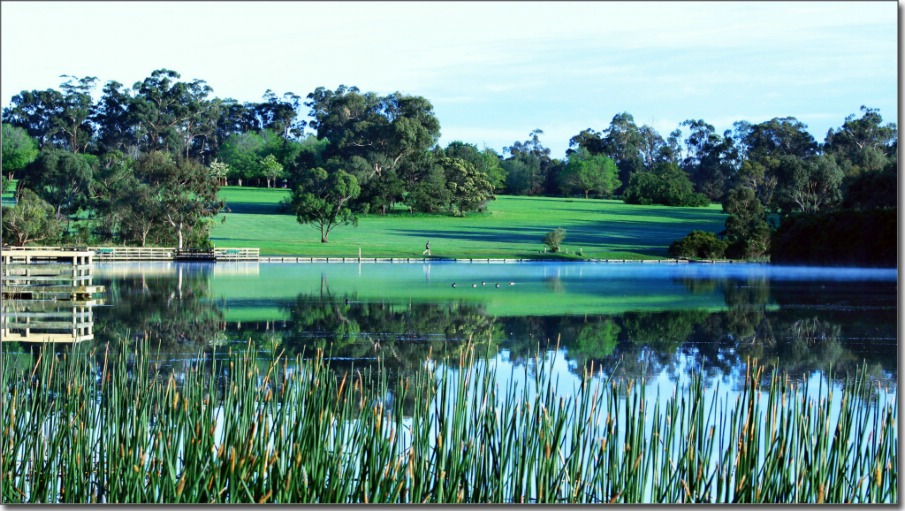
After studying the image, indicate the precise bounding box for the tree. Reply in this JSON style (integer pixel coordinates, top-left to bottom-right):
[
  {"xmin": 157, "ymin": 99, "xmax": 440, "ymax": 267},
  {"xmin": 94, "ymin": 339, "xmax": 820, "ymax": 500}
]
[
  {"xmin": 543, "ymin": 228, "xmax": 566, "ymax": 253},
  {"xmin": 289, "ymin": 167, "xmax": 360, "ymax": 242},
  {"xmin": 253, "ymin": 90, "xmax": 306, "ymax": 139},
  {"xmin": 773, "ymin": 154, "xmax": 843, "ymax": 213},
  {"xmin": 1, "ymin": 123, "xmax": 39, "ymax": 181},
  {"xmin": 1, "ymin": 88, "xmax": 67, "ymax": 149},
  {"xmin": 558, "ymin": 148, "xmax": 620, "ymax": 198},
  {"xmin": 21, "ymin": 148, "xmax": 94, "ymax": 217},
  {"xmin": 744, "ymin": 117, "xmax": 818, "ymax": 161},
  {"xmin": 2, "ymin": 188, "xmax": 63, "ymax": 245},
  {"xmin": 824, "ymin": 106, "xmax": 897, "ymax": 177},
  {"xmin": 502, "ymin": 152, "xmax": 542, "ymax": 195},
  {"xmin": 208, "ymin": 160, "xmax": 229, "ymax": 186},
  {"xmin": 259, "ymin": 153, "xmax": 284, "ymax": 188},
  {"xmin": 723, "ymin": 186, "xmax": 771, "ymax": 260},
  {"xmin": 678, "ymin": 119, "xmax": 737, "ymax": 201},
  {"xmin": 133, "ymin": 151, "xmax": 223, "ymax": 250},
  {"xmin": 504, "ymin": 129, "xmax": 557, "ymax": 195},
  {"xmin": 93, "ymin": 80, "xmax": 137, "ymax": 154},
  {"xmin": 130, "ymin": 69, "xmax": 214, "ymax": 156},
  {"xmin": 623, "ymin": 162, "xmax": 709, "ymax": 207},
  {"xmin": 438, "ymin": 156, "xmax": 494, "ymax": 215},
  {"xmin": 601, "ymin": 113, "xmax": 646, "ymax": 192},
  {"xmin": 305, "ymin": 86, "xmax": 440, "ymax": 211},
  {"xmin": 441, "ymin": 141, "xmax": 507, "ymax": 192},
  {"xmin": 56, "ymin": 75, "xmax": 98, "ymax": 153}
]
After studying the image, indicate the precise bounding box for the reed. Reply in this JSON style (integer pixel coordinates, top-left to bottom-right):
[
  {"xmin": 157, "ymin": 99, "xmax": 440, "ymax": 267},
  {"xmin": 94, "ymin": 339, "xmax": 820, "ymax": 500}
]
[{"xmin": 1, "ymin": 341, "xmax": 897, "ymax": 503}]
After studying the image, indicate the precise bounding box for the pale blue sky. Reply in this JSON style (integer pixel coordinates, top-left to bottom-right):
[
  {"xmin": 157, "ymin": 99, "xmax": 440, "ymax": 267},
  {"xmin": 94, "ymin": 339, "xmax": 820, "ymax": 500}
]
[{"xmin": 1, "ymin": 1, "xmax": 898, "ymax": 157}]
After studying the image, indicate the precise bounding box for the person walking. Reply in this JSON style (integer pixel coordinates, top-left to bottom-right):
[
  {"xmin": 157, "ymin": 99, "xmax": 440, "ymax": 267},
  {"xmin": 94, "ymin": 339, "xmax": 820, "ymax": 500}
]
[{"xmin": 423, "ymin": 240, "xmax": 431, "ymax": 256}]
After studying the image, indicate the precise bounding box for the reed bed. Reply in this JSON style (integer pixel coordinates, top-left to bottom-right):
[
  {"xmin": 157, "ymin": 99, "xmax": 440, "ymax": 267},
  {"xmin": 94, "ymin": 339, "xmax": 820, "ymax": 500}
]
[{"xmin": 1, "ymin": 341, "xmax": 897, "ymax": 504}]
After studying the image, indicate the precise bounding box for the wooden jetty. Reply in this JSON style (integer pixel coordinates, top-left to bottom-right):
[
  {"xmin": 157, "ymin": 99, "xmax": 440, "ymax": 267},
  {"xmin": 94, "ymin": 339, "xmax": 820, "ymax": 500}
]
[{"xmin": 1, "ymin": 247, "xmax": 104, "ymax": 343}]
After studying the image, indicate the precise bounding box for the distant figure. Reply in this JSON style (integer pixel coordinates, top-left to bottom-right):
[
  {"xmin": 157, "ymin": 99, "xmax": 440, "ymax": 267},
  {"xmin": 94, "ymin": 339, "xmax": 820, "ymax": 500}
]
[
  {"xmin": 495, "ymin": 283, "xmax": 500, "ymax": 288},
  {"xmin": 451, "ymin": 282, "xmax": 457, "ymax": 288},
  {"xmin": 423, "ymin": 240, "xmax": 431, "ymax": 256},
  {"xmin": 481, "ymin": 281, "xmax": 486, "ymax": 286}
]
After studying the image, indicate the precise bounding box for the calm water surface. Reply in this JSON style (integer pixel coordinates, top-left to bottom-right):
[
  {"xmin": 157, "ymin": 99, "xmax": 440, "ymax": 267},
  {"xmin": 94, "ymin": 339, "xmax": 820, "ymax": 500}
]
[{"xmin": 21, "ymin": 260, "xmax": 889, "ymax": 394}]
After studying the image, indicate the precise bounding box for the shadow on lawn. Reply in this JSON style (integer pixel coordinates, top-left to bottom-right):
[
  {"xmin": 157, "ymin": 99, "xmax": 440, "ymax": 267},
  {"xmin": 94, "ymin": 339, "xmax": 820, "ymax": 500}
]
[
  {"xmin": 389, "ymin": 217, "xmax": 694, "ymax": 257},
  {"xmin": 223, "ymin": 201, "xmax": 287, "ymax": 215}
]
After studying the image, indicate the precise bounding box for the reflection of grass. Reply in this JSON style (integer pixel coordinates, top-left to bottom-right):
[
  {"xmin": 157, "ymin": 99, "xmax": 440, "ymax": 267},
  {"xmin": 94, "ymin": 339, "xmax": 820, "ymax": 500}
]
[
  {"xmin": 213, "ymin": 187, "xmax": 726, "ymax": 259},
  {"xmin": 4, "ymin": 342, "xmax": 896, "ymax": 503},
  {"xmin": 206, "ymin": 263, "xmax": 728, "ymax": 321}
]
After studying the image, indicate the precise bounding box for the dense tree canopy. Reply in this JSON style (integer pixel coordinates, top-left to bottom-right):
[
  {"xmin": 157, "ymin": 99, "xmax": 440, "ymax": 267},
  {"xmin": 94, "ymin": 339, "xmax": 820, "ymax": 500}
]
[{"xmin": 0, "ymin": 69, "xmax": 896, "ymax": 263}]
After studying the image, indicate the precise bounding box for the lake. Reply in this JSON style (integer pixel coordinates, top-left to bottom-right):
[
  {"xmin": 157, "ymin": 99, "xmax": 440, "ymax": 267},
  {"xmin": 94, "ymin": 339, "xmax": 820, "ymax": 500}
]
[
  {"xmin": 64, "ymin": 261, "xmax": 898, "ymax": 386},
  {"xmin": 1, "ymin": 261, "xmax": 897, "ymax": 503}
]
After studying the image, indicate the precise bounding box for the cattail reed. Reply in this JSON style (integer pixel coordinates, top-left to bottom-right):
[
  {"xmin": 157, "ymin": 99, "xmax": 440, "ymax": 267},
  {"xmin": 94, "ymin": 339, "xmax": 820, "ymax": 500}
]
[{"xmin": 0, "ymin": 340, "xmax": 897, "ymax": 503}]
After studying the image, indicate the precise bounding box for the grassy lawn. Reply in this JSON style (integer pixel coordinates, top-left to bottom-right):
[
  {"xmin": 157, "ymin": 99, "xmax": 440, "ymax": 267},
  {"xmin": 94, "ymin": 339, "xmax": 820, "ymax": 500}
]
[{"xmin": 212, "ymin": 187, "xmax": 728, "ymax": 259}]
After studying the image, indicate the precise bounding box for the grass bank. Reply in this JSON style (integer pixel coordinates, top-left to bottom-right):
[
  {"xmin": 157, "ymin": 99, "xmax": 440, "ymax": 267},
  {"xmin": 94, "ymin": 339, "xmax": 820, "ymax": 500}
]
[
  {"xmin": 2, "ymin": 342, "xmax": 896, "ymax": 503},
  {"xmin": 212, "ymin": 187, "xmax": 727, "ymax": 259}
]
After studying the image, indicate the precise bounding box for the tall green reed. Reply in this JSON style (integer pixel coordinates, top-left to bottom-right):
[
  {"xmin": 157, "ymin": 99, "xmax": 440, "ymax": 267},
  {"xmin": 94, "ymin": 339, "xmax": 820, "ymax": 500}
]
[{"xmin": 1, "ymin": 341, "xmax": 897, "ymax": 503}]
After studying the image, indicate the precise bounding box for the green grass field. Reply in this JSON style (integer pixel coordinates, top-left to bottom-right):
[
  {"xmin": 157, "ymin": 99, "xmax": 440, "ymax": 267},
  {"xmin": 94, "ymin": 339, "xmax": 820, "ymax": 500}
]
[{"xmin": 212, "ymin": 187, "xmax": 728, "ymax": 259}]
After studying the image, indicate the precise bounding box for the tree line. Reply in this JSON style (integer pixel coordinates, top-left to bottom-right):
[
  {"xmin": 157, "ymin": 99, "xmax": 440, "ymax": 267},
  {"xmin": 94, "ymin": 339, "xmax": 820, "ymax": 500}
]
[{"xmin": 1, "ymin": 69, "xmax": 897, "ymax": 259}]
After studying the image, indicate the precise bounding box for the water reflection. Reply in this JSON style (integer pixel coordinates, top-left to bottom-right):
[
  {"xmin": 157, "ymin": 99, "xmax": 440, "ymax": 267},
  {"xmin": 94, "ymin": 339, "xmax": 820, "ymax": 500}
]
[{"xmin": 7, "ymin": 262, "xmax": 891, "ymax": 389}]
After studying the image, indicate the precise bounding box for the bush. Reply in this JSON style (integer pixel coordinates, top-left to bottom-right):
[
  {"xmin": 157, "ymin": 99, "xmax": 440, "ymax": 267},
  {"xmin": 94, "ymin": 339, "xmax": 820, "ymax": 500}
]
[
  {"xmin": 623, "ymin": 162, "xmax": 710, "ymax": 207},
  {"xmin": 668, "ymin": 230, "xmax": 728, "ymax": 259},
  {"xmin": 543, "ymin": 227, "xmax": 566, "ymax": 253}
]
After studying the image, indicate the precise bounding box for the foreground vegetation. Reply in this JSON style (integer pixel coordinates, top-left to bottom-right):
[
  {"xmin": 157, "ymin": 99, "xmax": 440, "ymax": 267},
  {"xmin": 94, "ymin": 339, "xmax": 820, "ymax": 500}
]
[
  {"xmin": 212, "ymin": 187, "xmax": 726, "ymax": 259},
  {"xmin": 2, "ymin": 342, "xmax": 896, "ymax": 503}
]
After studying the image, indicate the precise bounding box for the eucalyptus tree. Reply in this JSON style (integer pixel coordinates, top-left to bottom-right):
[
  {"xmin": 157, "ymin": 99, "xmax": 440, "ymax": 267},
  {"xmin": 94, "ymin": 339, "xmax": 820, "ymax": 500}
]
[
  {"xmin": 56, "ymin": 75, "xmax": 98, "ymax": 153},
  {"xmin": 824, "ymin": 106, "xmax": 897, "ymax": 177},
  {"xmin": 437, "ymin": 156, "xmax": 495, "ymax": 215},
  {"xmin": 558, "ymin": 147, "xmax": 620, "ymax": 199},
  {"xmin": 1, "ymin": 188, "xmax": 63, "ymax": 246},
  {"xmin": 289, "ymin": 167, "xmax": 360, "ymax": 243},
  {"xmin": 21, "ymin": 148, "xmax": 94, "ymax": 218},
  {"xmin": 638, "ymin": 124, "xmax": 679, "ymax": 168},
  {"xmin": 601, "ymin": 113, "xmax": 646, "ymax": 192},
  {"xmin": 1, "ymin": 123, "xmax": 39, "ymax": 182},
  {"xmin": 253, "ymin": 90, "xmax": 306, "ymax": 139},
  {"xmin": 132, "ymin": 151, "xmax": 223, "ymax": 250},
  {"xmin": 678, "ymin": 119, "xmax": 738, "ymax": 201},
  {"xmin": 2, "ymin": 88, "xmax": 67, "ymax": 149},
  {"xmin": 93, "ymin": 80, "xmax": 138, "ymax": 155},
  {"xmin": 503, "ymin": 129, "xmax": 557, "ymax": 195},
  {"xmin": 772, "ymin": 154, "xmax": 843, "ymax": 214},
  {"xmin": 305, "ymin": 85, "xmax": 441, "ymax": 210},
  {"xmin": 130, "ymin": 69, "xmax": 214, "ymax": 157},
  {"xmin": 744, "ymin": 116, "xmax": 818, "ymax": 161},
  {"xmin": 722, "ymin": 186, "xmax": 771, "ymax": 259},
  {"xmin": 441, "ymin": 141, "xmax": 507, "ymax": 192}
]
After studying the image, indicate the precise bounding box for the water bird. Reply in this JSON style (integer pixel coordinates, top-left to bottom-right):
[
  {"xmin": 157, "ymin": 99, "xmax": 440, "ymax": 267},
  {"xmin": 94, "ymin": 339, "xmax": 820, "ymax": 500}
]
[
  {"xmin": 472, "ymin": 283, "xmax": 477, "ymax": 288},
  {"xmin": 481, "ymin": 281, "xmax": 486, "ymax": 286},
  {"xmin": 495, "ymin": 283, "xmax": 500, "ymax": 288},
  {"xmin": 508, "ymin": 281, "xmax": 515, "ymax": 286},
  {"xmin": 451, "ymin": 282, "xmax": 457, "ymax": 288}
]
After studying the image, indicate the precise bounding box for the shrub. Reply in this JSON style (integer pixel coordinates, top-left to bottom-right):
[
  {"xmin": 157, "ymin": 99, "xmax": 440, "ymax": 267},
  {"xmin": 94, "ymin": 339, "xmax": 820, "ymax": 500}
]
[
  {"xmin": 668, "ymin": 230, "xmax": 728, "ymax": 259},
  {"xmin": 543, "ymin": 227, "xmax": 566, "ymax": 253}
]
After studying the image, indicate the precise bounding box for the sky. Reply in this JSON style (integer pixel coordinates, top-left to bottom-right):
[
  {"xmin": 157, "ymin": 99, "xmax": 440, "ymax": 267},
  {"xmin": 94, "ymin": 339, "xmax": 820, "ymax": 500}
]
[{"xmin": 0, "ymin": 1, "xmax": 898, "ymax": 157}]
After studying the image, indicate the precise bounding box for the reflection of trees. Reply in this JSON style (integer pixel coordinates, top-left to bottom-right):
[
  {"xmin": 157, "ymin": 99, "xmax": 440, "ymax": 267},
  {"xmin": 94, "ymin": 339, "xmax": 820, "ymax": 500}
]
[
  {"xmin": 279, "ymin": 293, "xmax": 501, "ymax": 372},
  {"xmin": 94, "ymin": 264, "xmax": 224, "ymax": 358}
]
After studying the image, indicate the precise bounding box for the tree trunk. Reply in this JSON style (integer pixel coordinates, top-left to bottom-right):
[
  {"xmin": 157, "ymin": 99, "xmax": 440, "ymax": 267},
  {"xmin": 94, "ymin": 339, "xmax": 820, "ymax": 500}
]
[
  {"xmin": 321, "ymin": 228, "xmax": 329, "ymax": 243},
  {"xmin": 177, "ymin": 223, "xmax": 184, "ymax": 250}
]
